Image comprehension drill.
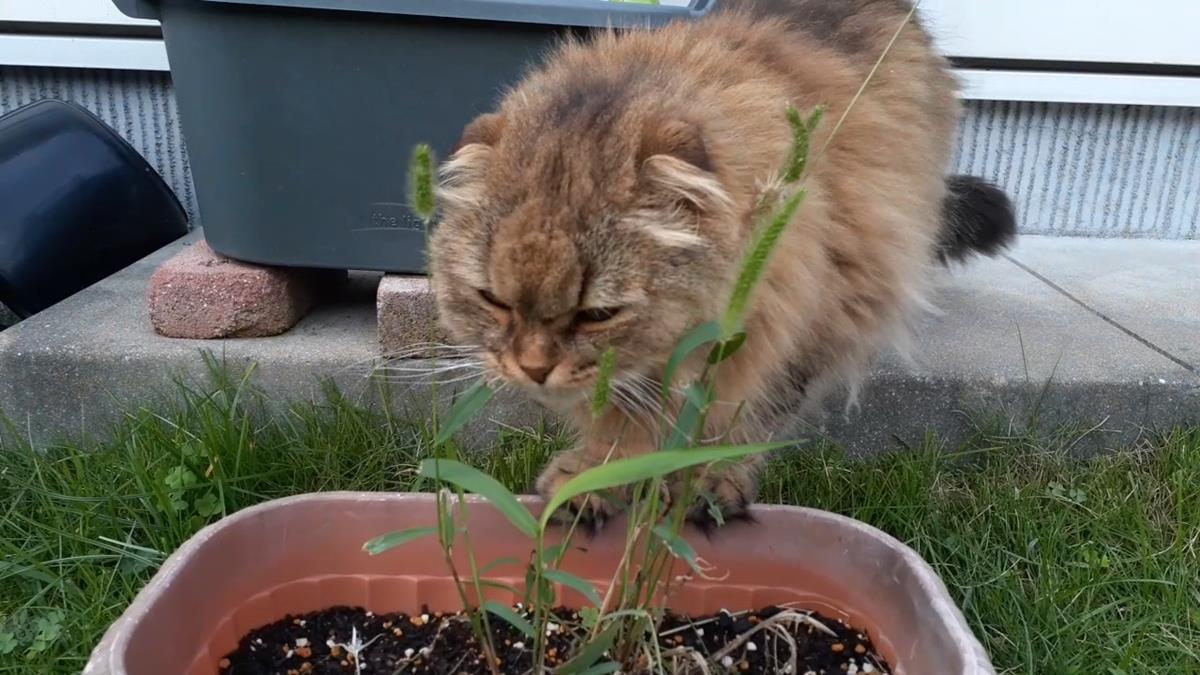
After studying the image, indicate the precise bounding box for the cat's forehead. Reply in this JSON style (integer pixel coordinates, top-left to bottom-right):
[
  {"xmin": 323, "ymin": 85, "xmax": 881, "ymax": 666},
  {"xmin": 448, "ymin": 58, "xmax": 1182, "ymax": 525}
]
[{"xmin": 488, "ymin": 206, "xmax": 585, "ymax": 318}]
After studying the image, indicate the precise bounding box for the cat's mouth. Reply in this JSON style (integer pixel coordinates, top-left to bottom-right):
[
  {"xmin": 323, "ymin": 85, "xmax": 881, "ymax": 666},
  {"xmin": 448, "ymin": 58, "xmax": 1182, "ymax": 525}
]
[{"xmin": 519, "ymin": 381, "xmax": 588, "ymax": 411}]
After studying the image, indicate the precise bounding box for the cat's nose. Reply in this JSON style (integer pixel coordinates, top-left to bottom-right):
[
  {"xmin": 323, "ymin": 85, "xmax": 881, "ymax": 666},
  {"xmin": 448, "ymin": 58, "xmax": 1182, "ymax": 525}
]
[{"xmin": 520, "ymin": 363, "xmax": 553, "ymax": 385}]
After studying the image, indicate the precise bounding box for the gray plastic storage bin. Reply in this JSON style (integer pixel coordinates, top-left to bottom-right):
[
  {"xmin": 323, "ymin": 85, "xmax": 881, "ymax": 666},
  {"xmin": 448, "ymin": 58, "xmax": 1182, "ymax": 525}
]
[{"xmin": 112, "ymin": 0, "xmax": 715, "ymax": 273}]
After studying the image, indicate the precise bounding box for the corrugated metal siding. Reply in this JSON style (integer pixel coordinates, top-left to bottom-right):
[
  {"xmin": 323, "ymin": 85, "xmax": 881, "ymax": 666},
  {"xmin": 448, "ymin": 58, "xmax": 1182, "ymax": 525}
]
[
  {"xmin": 0, "ymin": 66, "xmax": 198, "ymax": 224},
  {"xmin": 2, "ymin": 66, "xmax": 1198, "ymax": 239},
  {"xmin": 954, "ymin": 100, "xmax": 1200, "ymax": 239}
]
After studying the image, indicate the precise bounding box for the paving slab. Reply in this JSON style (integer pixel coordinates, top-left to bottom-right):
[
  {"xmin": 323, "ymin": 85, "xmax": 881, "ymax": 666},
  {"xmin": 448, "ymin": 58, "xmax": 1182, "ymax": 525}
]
[
  {"xmin": 1003, "ymin": 236, "xmax": 1200, "ymax": 369},
  {"xmin": 0, "ymin": 232, "xmax": 539, "ymax": 448},
  {"xmin": 1, "ymin": 232, "xmax": 1196, "ymax": 454},
  {"xmin": 819, "ymin": 237, "xmax": 1198, "ymax": 453}
]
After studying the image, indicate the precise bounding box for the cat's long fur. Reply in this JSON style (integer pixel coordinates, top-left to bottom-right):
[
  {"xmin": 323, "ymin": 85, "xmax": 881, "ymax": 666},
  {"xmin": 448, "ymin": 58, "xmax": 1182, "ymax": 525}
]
[{"xmin": 427, "ymin": 0, "xmax": 1016, "ymax": 526}]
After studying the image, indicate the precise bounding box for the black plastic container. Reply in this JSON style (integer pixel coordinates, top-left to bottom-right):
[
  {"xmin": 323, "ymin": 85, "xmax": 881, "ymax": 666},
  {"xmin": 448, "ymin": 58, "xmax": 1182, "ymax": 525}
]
[
  {"xmin": 0, "ymin": 100, "xmax": 188, "ymax": 318},
  {"xmin": 111, "ymin": 0, "xmax": 714, "ymax": 273}
]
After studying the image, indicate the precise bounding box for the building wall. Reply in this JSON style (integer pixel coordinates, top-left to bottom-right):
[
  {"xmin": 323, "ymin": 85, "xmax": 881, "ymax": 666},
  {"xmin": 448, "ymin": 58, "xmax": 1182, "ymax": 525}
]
[{"xmin": 2, "ymin": 66, "xmax": 1198, "ymax": 239}]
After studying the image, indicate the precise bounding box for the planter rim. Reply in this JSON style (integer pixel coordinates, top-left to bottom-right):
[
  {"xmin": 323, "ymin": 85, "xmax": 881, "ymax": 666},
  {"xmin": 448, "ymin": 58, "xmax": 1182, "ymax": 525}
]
[{"xmin": 87, "ymin": 491, "xmax": 993, "ymax": 675}]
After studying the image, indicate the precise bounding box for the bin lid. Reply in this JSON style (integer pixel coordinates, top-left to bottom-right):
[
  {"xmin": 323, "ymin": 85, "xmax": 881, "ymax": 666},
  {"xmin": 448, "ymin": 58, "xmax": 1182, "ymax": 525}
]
[{"xmin": 112, "ymin": 0, "xmax": 714, "ymax": 26}]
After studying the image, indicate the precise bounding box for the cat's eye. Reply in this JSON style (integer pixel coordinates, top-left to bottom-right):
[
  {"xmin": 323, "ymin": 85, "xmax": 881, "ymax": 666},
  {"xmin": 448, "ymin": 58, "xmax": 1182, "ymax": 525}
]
[
  {"xmin": 575, "ymin": 307, "xmax": 622, "ymax": 325},
  {"xmin": 478, "ymin": 289, "xmax": 510, "ymax": 311}
]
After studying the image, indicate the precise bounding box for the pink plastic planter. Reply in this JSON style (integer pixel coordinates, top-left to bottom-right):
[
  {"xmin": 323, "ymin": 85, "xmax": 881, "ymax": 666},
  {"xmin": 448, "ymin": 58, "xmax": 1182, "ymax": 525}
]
[{"xmin": 85, "ymin": 493, "xmax": 994, "ymax": 675}]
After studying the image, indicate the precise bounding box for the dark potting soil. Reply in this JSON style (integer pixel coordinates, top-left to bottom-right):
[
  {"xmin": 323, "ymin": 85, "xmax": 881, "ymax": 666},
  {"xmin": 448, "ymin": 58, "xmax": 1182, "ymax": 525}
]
[{"xmin": 221, "ymin": 605, "xmax": 891, "ymax": 675}]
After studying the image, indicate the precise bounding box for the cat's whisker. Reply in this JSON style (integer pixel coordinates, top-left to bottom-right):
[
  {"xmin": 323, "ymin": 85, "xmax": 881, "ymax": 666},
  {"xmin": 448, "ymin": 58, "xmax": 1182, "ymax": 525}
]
[
  {"xmin": 336, "ymin": 355, "xmax": 407, "ymax": 380},
  {"xmin": 609, "ymin": 386, "xmax": 659, "ymax": 436},
  {"xmin": 610, "ymin": 379, "xmax": 667, "ymax": 437},
  {"xmin": 371, "ymin": 365, "xmax": 485, "ymax": 378},
  {"xmin": 624, "ymin": 389, "xmax": 662, "ymax": 434},
  {"xmin": 441, "ymin": 373, "xmax": 492, "ymax": 385},
  {"xmin": 379, "ymin": 343, "xmax": 482, "ymax": 361},
  {"xmin": 622, "ymin": 382, "xmax": 663, "ymax": 426},
  {"xmin": 372, "ymin": 374, "xmax": 487, "ymax": 388},
  {"xmin": 378, "ymin": 352, "xmax": 480, "ymax": 364},
  {"xmin": 373, "ymin": 361, "xmax": 484, "ymax": 375},
  {"xmin": 607, "ymin": 386, "xmax": 645, "ymax": 430},
  {"xmin": 621, "ymin": 375, "xmax": 678, "ymax": 427},
  {"xmin": 388, "ymin": 341, "xmax": 476, "ymax": 350},
  {"xmin": 620, "ymin": 366, "xmax": 689, "ymax": 403},
  {"xmin": 381, "ymin": 348, "xmax": 479, "ymax": 360},
  {"xmin": 369, "ymin": 359, "xmax": 488, "ymax": 385}
]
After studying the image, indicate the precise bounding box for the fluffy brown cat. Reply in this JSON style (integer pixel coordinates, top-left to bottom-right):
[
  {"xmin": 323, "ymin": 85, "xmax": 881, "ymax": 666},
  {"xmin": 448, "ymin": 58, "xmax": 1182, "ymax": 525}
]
[{"xmin": 427, "ymin": 0, "xmax": 1015, "ymax": 527}]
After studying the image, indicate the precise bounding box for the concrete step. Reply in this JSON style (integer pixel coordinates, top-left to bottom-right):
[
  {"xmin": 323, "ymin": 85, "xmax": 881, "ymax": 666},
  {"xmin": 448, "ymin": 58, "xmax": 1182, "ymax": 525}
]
[{"xmin": 1, "ymin": 232, "xmax": 1196, "ymax": 452}]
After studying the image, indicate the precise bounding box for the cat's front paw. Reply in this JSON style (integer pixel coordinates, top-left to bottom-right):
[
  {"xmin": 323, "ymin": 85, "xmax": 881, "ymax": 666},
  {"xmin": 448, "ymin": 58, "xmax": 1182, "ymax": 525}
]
[
  {"xmin": 675, "ymin": 458, "xmax": 764, "ymax": 533},
  {"xmin": 535, "ymin": 450, "xmax": 625, "ymax": 532}
]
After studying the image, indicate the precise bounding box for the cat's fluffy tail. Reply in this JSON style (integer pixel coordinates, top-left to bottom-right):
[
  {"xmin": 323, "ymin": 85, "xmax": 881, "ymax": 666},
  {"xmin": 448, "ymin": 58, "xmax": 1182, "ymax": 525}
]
[{"xmin": 935, "ymin": 175, "xmax": 1017, "ymax": 263}]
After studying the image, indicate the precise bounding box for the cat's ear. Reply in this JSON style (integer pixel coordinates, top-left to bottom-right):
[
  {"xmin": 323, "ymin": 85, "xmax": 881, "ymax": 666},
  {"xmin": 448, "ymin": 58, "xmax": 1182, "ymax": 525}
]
[
  {"xmin": 454, "ymin": 112, "xmax": 506, "ymax": 152},
  {"xmin": 639, "ymin": 119, "xmax": 712, "ymax": 173},
  {"xmin": 638, "ymin": 119, "xmax": 732, "ymax": 214},
  {"xmin": 440, "ymin": 113, "xmax": 505, "ymax": 210}
]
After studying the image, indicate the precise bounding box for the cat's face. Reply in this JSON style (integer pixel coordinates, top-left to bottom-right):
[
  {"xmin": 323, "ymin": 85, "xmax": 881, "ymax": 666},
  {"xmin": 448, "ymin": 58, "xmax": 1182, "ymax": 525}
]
[{"xmin": 427, "ymin": 106, "xmax": 739, "ymax": 410}]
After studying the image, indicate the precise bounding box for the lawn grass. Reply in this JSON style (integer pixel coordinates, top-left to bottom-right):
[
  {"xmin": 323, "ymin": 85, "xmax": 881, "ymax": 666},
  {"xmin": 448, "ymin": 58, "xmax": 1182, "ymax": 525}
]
[{"xmin": 0, "ymin": 368, "xmax": 1197, "ymax": 674}]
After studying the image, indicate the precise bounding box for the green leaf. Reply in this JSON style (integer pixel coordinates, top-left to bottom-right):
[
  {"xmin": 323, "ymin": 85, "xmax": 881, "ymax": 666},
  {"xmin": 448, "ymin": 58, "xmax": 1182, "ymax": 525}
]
[
  {"xmin": 0, "ymin": 631, "xmax": 16, "ymax": 656},
  {"xmin": 362, "ymin": 526, "xmax": 438, "ymax": 555},
  {"xmin": 435, "ymin": 381, "xmax": 496, "ymax": 444},
  {"xmin": 418, "ymin": 459, "xmax": 539, "ymax": 538},
  {"xmin": 591, "ymin": 347, "xmax": 618, "ymax": 418},
  {"xmin": 652, "ymin": 523, "xmax": 704, "ymax": 575},
  {"xmin": 722, "ymin": 188, "xmax": 807, "ymax": 336},
  {"xmin": 478, "ymin": 579, "xmax": 521, "ymax": 594},
  {"xmin": 543, "ymin": 569, "xmax": 603, "ymax": 607},
  {"xmin": 180, "ymin": 441, "xmax": 206, "ymax": 460},
  {"xmin": 556, "ymin": 623, "xmax": 620, "ymax": 674},
  {"xmin": 702, "ymin": 490, "xmax": 727, "ymax": 528},
  {"xmin": 541, "ymin": 444, "xmax": 782, "ymax": 528},
  {"xmin": 28, "ymin": 611, "xmax": 64, "ymax": 653},
  {"xmin": 163, "ymin": 465, "xmax": 197, "ymax": 491},
  {"xmin": 661, "ymin": 321, "xmax": 721, "ymax": 397},
  {"xmin": 479, "ymin": 556, "xmax": 522, "ymax": 575},
  {"xmin": 408, "ymin": 143, "xmax": 437, "ymax": 223},
  {"xmin": 579, "ymin": 606, "xmax": 601, "ymax": 630},
  {"xmin": 194, "ymin": 492, "xmax": 223, "ymax": 517},
  {"xmin": 665, "ymin": 384, "xmax": 708, "ymax": 451},
  {"xmin": 482, "ymin": 600, "xmax": 534, "ymax": 638},
  {"xmin": 707, "ymin": 331, "xmax": 746, "ymax": 364}
]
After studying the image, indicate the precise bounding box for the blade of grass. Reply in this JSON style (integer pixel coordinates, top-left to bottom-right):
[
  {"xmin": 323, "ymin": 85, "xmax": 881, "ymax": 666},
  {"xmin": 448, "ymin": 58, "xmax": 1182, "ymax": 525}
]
[
  {"xmin": 556, "ymin": 623, "xmax": 621, "ymax": 675},
  {"xmin": 543, "ymin": 569, "xmax": 603, "ymax": 607},
  {"xmin": 661, "ymin": 321, "xmax": 720, "ymax": 397},
  {"xmin": 362, "ymin": 526, "xmax": 438, "ymax": 555},
  {"xmin": 541, "ymin": 443, "xmax": 783, "ymax": 527},
  {"xmin": 482, "ymin": 600, "xmax": 535, "ymax": 639},
  {"xmin": 435, "ymin": 381, "xmax": 495, "ymax": 444},
  {"xmin": 651, "ymin": 523, "xmax": 703, "ymax": 575},
  {"xmin": 417, "ymin": 459, "xmax": 538, "ymax": 538}
]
